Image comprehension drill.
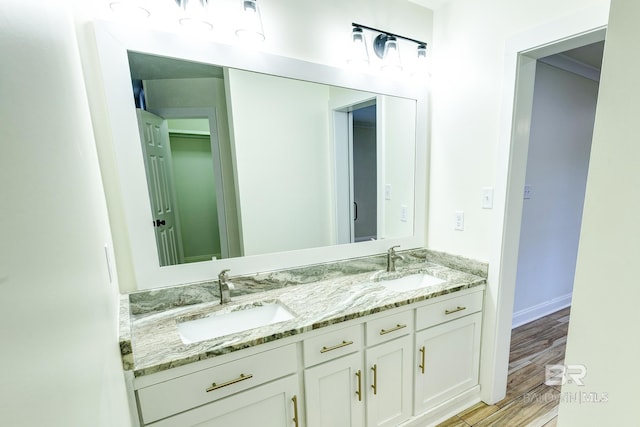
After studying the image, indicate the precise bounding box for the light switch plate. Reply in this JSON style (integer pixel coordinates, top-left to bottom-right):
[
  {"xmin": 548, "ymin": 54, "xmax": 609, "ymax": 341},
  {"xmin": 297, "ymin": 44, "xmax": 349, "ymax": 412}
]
[
  {"xmin": 400, "ymin": 205, "xmax": 408, "ymax": 222},
  {"xmin": 454, "ymin": 211, "xmax": 464, "ymax": 231}
]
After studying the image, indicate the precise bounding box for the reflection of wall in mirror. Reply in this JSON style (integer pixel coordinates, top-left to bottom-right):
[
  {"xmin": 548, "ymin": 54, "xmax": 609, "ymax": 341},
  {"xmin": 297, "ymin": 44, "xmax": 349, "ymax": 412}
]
[
  {"xmin": 383, "ymin": 96, "xmax": 416, "ymax": 238},
  {"xmin": 226, "ymin": 69, "xmax": 334, "ymax": 256}
]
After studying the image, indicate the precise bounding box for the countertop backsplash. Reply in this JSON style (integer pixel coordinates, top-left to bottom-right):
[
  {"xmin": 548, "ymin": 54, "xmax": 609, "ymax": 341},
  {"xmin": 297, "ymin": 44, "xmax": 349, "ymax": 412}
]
[{"xmin": 128, "ymin": 249, "xmax": 487, "ymax": 316}]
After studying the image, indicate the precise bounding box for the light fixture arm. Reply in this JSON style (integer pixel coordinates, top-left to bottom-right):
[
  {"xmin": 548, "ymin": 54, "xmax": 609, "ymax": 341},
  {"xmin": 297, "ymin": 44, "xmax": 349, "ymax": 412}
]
[{"xmin": 352, "ymin": 22, "xmax": 427, "ymax": 48}]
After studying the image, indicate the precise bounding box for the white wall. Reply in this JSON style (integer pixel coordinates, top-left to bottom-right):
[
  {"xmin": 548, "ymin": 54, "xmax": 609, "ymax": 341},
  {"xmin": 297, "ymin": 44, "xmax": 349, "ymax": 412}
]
[
  {"xmin": 170, "ymin": 133, "xmax": 222, "ymax": 262},
  {"xmin": 226, "ymin": 69, "xmax": 334, "ymax": 255},
  {"xmin": 558, "ymin": 0, "xmax": 640, "ymax": 424},
  {"xmin": 513, "ymin": 62, "xmax": 598, "ymax": 327},
  {"xmin": 428, "ymin": 0, "xmax": 608, "ymax": 260},
  {"xmin": 0, "ymin": 0, "xmax": 132, "ymax": 425}
]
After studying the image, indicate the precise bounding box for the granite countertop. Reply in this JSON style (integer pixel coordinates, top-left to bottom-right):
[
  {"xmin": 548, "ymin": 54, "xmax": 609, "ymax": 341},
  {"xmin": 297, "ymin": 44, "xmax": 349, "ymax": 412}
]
[{"xmin": 121, "ymin": 249, "xmax": 487, "ymax": 377}]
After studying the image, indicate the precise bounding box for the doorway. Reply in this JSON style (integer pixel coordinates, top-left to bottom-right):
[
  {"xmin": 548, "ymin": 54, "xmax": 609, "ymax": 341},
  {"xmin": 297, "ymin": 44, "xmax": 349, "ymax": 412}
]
[
  {"xmin": 482, "ymin": 21, "xmax": 608, "ymax": 404},
  {"xmin": 333, "ymin": 99, "xmax": 379, "ymax": 244},
  {"xmin": 512, "ymin": 42, "xmax": 604, "ymax": 328},
  {"xmin": 352, "ymin": 104, "xmax": 378, "ymax": 242}
]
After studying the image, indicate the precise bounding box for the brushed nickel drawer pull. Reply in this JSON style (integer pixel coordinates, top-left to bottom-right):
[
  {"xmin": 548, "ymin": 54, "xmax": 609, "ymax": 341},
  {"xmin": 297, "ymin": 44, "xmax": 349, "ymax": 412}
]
[
  {"xmin": 292, "ymin": 395, "xmax": 300, "ymax": 427},
  {"xmin": 379, "ymin": 323, "xmax": 407, "ymax": 335},
  {"xmin": 320, "ymin": 340, "xmax": 354, "ymax": 353},
  {"xmin": 445, "ymin": 306, "xmax": 466, "ymax": 315},
  {"xmin": 355, "ymin": 370, "xmax": 362, "ymax": 401},
  {"xmin": 205, "ymin": 373, "xmax": 253, "ymax": 392},
  {"xmin": 419, "ymin": 346, "xmax": 426, "ymax": 374}
]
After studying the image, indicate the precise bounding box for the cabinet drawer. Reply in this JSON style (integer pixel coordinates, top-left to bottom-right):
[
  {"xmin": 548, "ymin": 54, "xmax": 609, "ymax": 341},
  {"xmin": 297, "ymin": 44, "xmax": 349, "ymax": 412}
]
[
  {"xmin": 303, "ymin": 324, "xmax": 363, "ymax": 367},
  {"xmin": 366, "ymin": 309, "xmax": 414, "ymax": 347},
  {"xmin": 416, "ymin": 291, "xmax": 483, "ymax": 331},
  {"xmin": 146, "ymin": 374, "xmax": 299, "ymax": 427},
  {"xmin": 137, "ymin": 344, "xmax": 297, "ymax": 424}
]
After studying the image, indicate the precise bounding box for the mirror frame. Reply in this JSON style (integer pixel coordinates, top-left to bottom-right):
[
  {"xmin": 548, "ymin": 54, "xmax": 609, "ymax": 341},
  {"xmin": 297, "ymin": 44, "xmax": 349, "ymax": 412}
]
[{"xmin": 92, "ymin": 20, "xmax": 429, "ymax": 290}]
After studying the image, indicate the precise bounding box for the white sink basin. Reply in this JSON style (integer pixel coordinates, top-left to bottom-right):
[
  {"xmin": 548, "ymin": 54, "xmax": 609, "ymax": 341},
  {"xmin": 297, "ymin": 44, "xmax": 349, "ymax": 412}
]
[
  {"xmin": 379, "ymin": 273, "xmax": 446, "ymax": 292},
  {"xmin": 177, "ymin": 302, "xmax": 295, "ymax": 344}
]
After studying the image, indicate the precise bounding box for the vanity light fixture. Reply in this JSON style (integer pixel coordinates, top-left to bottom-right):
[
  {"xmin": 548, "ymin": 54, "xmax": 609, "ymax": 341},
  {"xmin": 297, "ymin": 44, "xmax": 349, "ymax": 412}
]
[
  {"xmin": 376, "ymin": 35, "xmax": 402, "ymax": 73},
  {"xmin": 347, "ymin": 26, "xmax": 370, "ymax": 68},
  {"xmin": 175, "ymin": 0, "xmax": 214, "ymax": 31},
  {"xmin": 349, "ymin": 23, "xmax": 428, "ymax": 75},
  {"xmin": 235, "ymin": 0, "xmax": 265, "ymax": 42},
  {"xmin": 412, "ymin": 43, "xmax": 429, "ymax": 76}
]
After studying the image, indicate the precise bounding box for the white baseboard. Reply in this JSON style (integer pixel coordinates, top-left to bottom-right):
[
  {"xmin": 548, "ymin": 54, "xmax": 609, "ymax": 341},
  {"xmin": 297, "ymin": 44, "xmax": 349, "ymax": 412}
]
[{"xmin": 512, "ymin": 293, "xmax": 572, "ymax": 329}]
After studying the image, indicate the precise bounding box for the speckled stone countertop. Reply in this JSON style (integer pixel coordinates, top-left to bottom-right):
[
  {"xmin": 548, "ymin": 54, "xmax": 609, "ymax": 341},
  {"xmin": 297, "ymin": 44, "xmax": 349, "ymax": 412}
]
[{"xmin": 120, "ymin": 249, "xmax": 487, "ymax": 377}]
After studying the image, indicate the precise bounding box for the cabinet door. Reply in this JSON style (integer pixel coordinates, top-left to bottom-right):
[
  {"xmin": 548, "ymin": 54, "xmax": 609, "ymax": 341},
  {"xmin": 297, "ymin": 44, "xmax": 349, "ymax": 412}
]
[
  {"xmin": 414, "ymin": 312, "xmax": 482, "ymax": 414},
  {"xmin": 148, "ymin": 375, "xmax": 300, "ymax": 427},
  {"xmin": 304, "ymin": 352, "xmax": 365, "ymax": 427},
  {"xmin": 365, "ymin": 335, "xmax": 413, "ymax": 427}
]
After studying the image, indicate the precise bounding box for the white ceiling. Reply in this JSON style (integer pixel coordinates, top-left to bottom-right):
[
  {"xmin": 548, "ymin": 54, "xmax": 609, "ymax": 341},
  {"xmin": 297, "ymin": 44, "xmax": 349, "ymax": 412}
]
[{"xmin": 128, "ymin": 52, "xmax": 224, "ymax": 80}]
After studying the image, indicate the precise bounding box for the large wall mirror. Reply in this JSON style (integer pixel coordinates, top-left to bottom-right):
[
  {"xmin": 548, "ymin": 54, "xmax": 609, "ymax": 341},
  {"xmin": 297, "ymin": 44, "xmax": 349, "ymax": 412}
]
[{"xmin": 92, "ymin": 21, "xmax": 428, "ymax": 290}]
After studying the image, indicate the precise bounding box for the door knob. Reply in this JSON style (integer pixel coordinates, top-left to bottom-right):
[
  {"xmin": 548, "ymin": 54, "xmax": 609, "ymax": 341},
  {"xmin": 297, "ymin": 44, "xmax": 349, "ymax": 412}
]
[{"xmin": 154, "ymin": 219, "xmax": 166, "ymax": 227}]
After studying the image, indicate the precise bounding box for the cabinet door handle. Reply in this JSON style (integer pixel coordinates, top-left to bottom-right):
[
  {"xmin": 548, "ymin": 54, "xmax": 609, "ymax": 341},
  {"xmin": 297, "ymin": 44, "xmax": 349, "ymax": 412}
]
[
  {"xmin": 206, "ymin": 373, "xmax": 253, "ymax": 392},
  {"xmin": 419, "ymin": 346, "xmax": 426, "ymax": 374},
  {"xmin": 355, "ymin": 370, "xmax": 362, "ymax": 401},
  {"xmin": 292, "ymin": 395, "xmax": 300, "ymax": 427},
  {"xmin": 371, "ymin": 364, "xmax": 378, "ymax": 395},
  {"xmin": 379, "ymin": 323, "xmax": 407, "ymax": 335},
  {"xmin": 320, "ymin": 340, "xmax": 354, "ymax": 353},
  {"xmin": 445, "ymin": 306, "xmax": 466, "ymax": 315}
]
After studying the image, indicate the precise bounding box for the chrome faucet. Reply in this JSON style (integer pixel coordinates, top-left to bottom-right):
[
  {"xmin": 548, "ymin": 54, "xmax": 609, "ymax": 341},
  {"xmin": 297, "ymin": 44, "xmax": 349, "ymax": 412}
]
[
  {"xmin": 386, "ymin": 245, "xmax": 404, "ymax": 272},
  {"xmin": 218, "ymin": 269, "xmax": 232, "ymax": 304}
]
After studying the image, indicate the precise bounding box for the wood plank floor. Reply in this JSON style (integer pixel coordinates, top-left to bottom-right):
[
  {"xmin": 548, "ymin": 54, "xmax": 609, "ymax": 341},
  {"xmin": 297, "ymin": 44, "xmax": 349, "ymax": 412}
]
[{"xmin": 436, "ymin": 307, "xmax": 570, "ymax": 427}]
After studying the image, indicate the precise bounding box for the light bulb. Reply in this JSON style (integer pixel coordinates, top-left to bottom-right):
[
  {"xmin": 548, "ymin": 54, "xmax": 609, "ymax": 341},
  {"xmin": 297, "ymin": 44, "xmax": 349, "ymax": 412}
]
[
  {"xmin": 175, "ymin": 0, "xmax": 213, "ymax": 31},
  {"xmin": 348, "ymin": 27, "xmax": 370, "ymax": 68},
  {"xmin": 381, "ymin": 36, "xmax": 402, "ymax": 73}
]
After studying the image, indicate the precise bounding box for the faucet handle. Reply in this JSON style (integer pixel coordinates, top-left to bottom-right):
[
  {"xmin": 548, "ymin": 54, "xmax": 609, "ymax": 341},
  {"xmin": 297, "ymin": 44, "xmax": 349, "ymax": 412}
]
[
  {"xmin": 388, "ymin": 245, "xmax": 401, "ymax": 253},
  {"xmin": 218, "ymin": 269, "xmax": 230, "ymax": 281}
]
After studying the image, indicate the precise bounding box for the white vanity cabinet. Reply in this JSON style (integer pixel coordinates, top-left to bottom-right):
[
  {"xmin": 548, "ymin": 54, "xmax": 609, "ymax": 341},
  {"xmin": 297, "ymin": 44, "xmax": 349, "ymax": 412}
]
[
  {"xmin": 131, "ymin": 287, "xmax": 485, "ymax": 427},
  {"xmin": 364, "ymin": 311, "xmax": 414, "ymax": 427},
  {"xmin": 303, "ymin": 310, "xmax": 414, "ymax": 427},
  {"xmin": 305, "ymin": 351, "xmax": 365, "ymax": 427},
  {"xmin": 304, "ymin": 324, "xmax": 365, "ymax": 427},
  {"xmin": 413, "ymin": 292, "xmax": 483, "ymax": 415},
  {"xmin": 365, "ymin": 336, "xmax": 413, "ymax": 427}
]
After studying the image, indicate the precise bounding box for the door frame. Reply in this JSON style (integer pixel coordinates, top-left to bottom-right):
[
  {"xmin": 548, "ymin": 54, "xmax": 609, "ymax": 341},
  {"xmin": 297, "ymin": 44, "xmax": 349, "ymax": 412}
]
[{"xmin": 481, "ymin": 5, "xmax": 609, "ymax": 404}]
